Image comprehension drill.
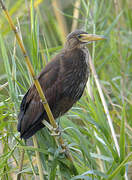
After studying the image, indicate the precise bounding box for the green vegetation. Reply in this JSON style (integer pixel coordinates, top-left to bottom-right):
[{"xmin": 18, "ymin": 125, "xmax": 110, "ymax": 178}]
[{"xmin": 0, "ymin": 0, "xmax": 132, "ymax": 179}]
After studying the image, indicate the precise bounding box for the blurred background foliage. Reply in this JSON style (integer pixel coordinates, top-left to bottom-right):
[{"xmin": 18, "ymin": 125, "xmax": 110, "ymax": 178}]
[{"xmin": 0, "ymin": 0, "xmax": 132, "ymax": 179}]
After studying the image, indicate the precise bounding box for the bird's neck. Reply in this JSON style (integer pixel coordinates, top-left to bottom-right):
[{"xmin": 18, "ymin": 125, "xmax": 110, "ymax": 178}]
[{"xmin": 63, "ymin": 46, "xmax": 89, "ymax": 69}]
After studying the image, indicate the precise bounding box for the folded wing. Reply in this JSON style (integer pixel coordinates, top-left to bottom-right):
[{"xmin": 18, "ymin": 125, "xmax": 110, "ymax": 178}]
[{"xmin": 18, "ymin": 56, "xmax": 62, "ymax": 139}]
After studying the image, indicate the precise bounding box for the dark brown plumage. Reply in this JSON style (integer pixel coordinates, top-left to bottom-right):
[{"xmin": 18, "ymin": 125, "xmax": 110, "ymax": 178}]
[{"xmin": 18, "ymin": 30, "xmax": 104, "ymax": 139}]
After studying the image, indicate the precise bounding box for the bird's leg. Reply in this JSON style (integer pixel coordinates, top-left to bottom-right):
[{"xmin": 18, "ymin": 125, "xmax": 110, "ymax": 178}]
[{"xmin": 42, "ymin": 120, "xmax": 61, "ymax": 136}]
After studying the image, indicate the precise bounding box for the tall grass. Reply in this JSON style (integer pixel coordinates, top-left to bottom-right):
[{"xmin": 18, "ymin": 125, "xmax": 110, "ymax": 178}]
[{"xmin": 0, "ymin": 0, "xmax": 132, "ymax": 179}]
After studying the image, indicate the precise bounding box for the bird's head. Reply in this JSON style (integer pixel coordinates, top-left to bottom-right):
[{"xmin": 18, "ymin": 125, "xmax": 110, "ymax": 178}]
[{"xmin": 65, "ymin": 30, "xmax": 105, "ymax": 50}]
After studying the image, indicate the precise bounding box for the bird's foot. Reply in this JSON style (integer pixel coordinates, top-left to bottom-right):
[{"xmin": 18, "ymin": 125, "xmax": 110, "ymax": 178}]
[
  {"xmin": 59, "ymin": 143, "xmax": 70, "ymax": 158},
  {"xmin": 59, "ymin": 142, "xmax": 67, "ymax": 153},
  {"xmin": 42, "ymin": 120, "xmax": 61, "ymax": 136},
  {"xmin": 51, "ymin": 127, "xmax": 61, "ymax": 136}
]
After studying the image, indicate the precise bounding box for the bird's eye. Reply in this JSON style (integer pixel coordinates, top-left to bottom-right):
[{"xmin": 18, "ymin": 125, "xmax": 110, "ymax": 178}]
[{"xmin": 77, "ymin": 35, "xmax": 82, "ymax": 39}]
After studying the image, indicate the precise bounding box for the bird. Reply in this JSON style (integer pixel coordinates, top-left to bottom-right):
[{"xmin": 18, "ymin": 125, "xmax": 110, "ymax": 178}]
[{"xmin": 17, "ymin": 30, "xmax": 105, "ymax": 139}]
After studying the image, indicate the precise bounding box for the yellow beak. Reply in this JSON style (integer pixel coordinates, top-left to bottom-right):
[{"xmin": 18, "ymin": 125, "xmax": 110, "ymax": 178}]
[{"xmin": 79, "ymin": 33, "xmax": 106, "ymax": 42}]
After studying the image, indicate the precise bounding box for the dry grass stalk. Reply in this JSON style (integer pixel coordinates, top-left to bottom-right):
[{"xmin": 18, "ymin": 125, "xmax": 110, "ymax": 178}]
[
  {"xmin": 71, "ymin": 0, "xmax": 81, "ymax": 31},
  {"xmin": 88, "ymin": 52, "xmax": 120, "ymax": 156},
  {"xmin": 33, "ymin": 135, "xmax": 44, "ymax": 180},
  {"xmin": 17, "ymin": 149, "xmax": 25, "ymax": 180},
  {"xmin": 52, "ymin": 0, "xmax": 68, "ymax": 44}
]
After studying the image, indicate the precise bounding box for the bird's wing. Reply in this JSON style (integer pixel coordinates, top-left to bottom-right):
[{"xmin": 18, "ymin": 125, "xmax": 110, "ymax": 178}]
[{"xmin": 17, "ymin": 56, "xmax": 63, "ymax": 138}]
